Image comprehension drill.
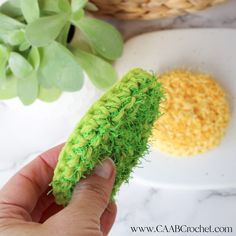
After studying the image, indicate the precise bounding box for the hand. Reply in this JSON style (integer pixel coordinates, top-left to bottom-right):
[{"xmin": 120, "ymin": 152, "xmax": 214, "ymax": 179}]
[{"xmin": 0, "ymin": 144, "xmax": 117, "ymax": 236}]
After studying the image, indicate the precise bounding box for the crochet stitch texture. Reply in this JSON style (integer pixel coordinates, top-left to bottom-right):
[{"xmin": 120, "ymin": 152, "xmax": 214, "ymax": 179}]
[{"xmin": 52, "ymin": 68, "xmax": 163, "ymax": 206}]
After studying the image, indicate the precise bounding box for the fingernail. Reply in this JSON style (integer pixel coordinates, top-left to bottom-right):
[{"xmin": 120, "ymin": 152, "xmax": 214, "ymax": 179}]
[{"xmin": 94, "ymin": 158, "xmax": 114, "ymax": 179}]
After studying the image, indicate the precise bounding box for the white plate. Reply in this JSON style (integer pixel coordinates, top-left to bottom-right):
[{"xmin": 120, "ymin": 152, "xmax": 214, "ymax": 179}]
[{"xmin": 115, "ymin": 29, "xmax": 236, "ymax": 189}]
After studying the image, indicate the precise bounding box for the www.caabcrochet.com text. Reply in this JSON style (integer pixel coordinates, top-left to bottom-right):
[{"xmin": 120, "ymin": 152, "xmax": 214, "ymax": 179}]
[{"xmin": 130, "ymin": 225, "xmax": 233, "ymax": 234}]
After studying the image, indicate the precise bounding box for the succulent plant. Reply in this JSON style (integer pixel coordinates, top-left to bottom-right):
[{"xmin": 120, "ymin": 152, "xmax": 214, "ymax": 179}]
[{"xmin": 0, "ymin": 0, "xmax": 123, "ymax": 105}]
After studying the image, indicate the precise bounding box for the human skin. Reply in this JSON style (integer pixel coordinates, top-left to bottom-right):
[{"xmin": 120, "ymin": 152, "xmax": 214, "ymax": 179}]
[{"xmin": 0, "ymin": 144, "xmax": 117, "ymax": 236}]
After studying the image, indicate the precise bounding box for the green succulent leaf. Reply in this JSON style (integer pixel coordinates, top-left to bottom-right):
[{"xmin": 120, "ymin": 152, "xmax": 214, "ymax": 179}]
[
  {"xmin": 0, "ymin": 45, "xmax": 9, "ymax": 84},
  {"xmin": 38, "ymin": 0, "xmax": 60, "ymax": 13},
  {"xmin": 75, "ymin": 17, "xmax": 123, "ymax": 60},
  {"xmin": 72, "ymin": 48, "xmax": 117, "ymax": 89},
  {"xmin": 71, "ymin": 0, "xmax": 87, "ymax": 12},
  {"xmin": 0, "ymin": 13, "xmax": 25, "ymax": 44},
  {"xmin": 17, "ymin": 72, "xmax": 38, "ymax": 105},
  {"xmin": 8, "ymin": 29, "xmax": 25, "ymax": 46},
  {"xmin": 9, "ymin": 52, "xmax": 33, "ymax": 79},
  {"xmin": 25, "ymin": 13, "xmax": 70, "ymax": 47},
  {"xmin": 0, "ymin": 0, "xmax": 22, "ymax": 18},
  {"xmin": 70, "ymin": 27, "xmax": 92, "ymax": 52},
  {"xmin": 19, "ymin": 40, "xmax": 31, "ymax": 51},
  {"xmin": 85, "ymin": 2, "xmax": 98, "ymax": 11},
  {"xmin": 71, "ymin": 9, "xmax": 84, "ymax": 26},
  {"xmin": 38, "ymin": 71, "xmax": 54, "ymax": 89},
  {"xmin": 0, "ymin": 75, "xmax": 17, "ymax": 100},
  {"xmin": 0, "ymin": 12, "xmax": 25, "ymax": 30},
  {"xmin": 57, "ymin": 22, "xmax": 70, "ymax": 46},
  {"xmin": 39, "ymin": 41, "xmax": 84, "ymax": 91},
  {"xmin": 28, "ymin": 47, "xmax": 40, "ymax": 70},
  {"xmin": 0, "ymin": 45, "xmax": 9, "ymax": 62},
  {"xmin": 0, "ymin": 72, "xmax": 7, "ymax": 87},
  {"xmin": 20, "ymin": 0, "xmax": 40, "ymax": 23},
  {"xmin": 38, "ymin": 86, "xmax": 62, "ymax": 102},
  {"xmin": 58, "ymin": 0, "xmax": 71, "ymax": 13},
  {"xmin": 39, "ymin": 0, "xmax": 70, "ymax": 14}
]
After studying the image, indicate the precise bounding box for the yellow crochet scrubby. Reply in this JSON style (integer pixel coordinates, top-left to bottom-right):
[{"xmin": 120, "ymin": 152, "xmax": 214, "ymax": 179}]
[{"xmin": 51, "ymin": 68, "xmax": 164, "ymax": 206}]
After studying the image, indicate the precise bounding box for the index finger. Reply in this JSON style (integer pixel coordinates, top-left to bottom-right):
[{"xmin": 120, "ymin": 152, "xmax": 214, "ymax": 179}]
[{"xmin": 0, "ymin": 144, "xmax": 63, "ymax": 215}]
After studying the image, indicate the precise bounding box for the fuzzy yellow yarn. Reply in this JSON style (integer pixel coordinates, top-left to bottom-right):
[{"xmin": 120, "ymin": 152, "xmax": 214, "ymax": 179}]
[{"xmin": 150, "ymin": 69, "xmax": 230, "ymax": 157}]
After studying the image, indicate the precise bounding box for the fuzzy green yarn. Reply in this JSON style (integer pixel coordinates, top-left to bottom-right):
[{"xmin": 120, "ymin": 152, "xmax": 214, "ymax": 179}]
[{"xmin": 51, "ymin": 68, "xmax": 163, "ymax": 206}]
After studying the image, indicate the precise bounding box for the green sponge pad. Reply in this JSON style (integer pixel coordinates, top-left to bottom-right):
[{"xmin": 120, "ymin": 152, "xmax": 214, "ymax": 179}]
[{"xmin": 51, "ymin": 68, "xmax": 163, "ymax": 206}]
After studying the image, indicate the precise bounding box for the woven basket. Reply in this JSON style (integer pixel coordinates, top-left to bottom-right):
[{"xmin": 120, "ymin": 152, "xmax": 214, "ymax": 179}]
[{"xmin": 90, "ymin": 0, "xmax": 227, "ymax": 20}]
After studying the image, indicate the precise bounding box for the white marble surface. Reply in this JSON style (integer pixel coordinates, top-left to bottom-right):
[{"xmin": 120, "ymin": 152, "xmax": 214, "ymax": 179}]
[{"xmin": 0, "ymin": 1, "xmax": 236, "ymax": 236}]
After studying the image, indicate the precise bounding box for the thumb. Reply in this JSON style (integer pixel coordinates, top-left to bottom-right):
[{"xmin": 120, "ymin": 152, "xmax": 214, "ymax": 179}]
[{"xmin": 66, "ymin": 158, "xmax": 116, "ymax": 219}]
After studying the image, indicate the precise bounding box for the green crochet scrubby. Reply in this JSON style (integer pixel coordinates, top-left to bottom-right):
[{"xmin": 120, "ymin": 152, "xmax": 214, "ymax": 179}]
[{"xmin": 51, "ymin": 68, "xmax": 164, "ymax": 206}]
